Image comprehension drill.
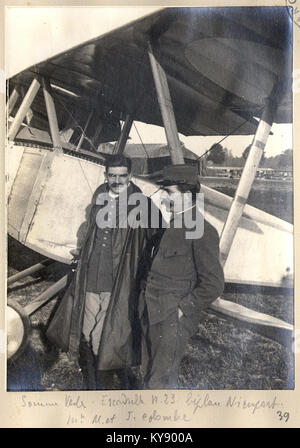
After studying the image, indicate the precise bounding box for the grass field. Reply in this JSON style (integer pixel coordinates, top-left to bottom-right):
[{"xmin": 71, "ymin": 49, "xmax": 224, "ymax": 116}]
[
  {"xmin": 7, "ymin": 178, "xmax": 294, "ymax": 391},
  {"xmin": 203, "ymin": 177, "xmax": 293, "ymax": 223}
]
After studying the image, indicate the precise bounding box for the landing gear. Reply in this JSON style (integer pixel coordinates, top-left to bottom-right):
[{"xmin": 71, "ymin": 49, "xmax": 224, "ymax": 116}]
[
  {"xmin": 7, "ymin": 262, "xmax": 68, "ymax": 361},
  {"xmin": 7, "ymin": 298, "xmax": 31, "ymax": 362}
]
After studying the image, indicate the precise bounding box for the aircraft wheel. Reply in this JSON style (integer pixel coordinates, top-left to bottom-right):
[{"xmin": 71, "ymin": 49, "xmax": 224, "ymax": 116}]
[{"xmin": 7, "ymin": 299, "xmax": 31, "ymax": 362}]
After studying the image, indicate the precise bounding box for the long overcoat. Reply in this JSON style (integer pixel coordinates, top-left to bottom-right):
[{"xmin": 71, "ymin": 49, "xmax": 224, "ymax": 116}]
[{"xmin": 46, "ymin": 181, "xmax": 156, "ymax": 370}]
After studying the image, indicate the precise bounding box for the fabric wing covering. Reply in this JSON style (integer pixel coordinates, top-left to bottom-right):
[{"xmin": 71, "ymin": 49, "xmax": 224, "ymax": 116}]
[{"xmin": 8, "ymin": 6, "xmax": 292, "ymax": 147}]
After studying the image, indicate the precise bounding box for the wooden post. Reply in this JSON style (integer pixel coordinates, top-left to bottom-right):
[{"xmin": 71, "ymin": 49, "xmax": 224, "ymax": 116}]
[
  {"xmin": 208, "ymin": 83, "xmax": 293, "ymax": 342},
  {"xmin": 93, "ymin": 120, "xmax": 104, "ymax": 145},
  {"xmin": 21, "ymin": 85, "xmax": 34, "ymax": 125},
  {"xmin": 76, "ymin": 108, "xmax": 94, "ymax": 150},
  {"xmin": 7, "ymin": 78, "xmax": 40, "ymax": 141},
  {"xmin": 7, "ymin": 259, "xmax": 54, "ymax": 286},
  {"xmin": 42, "ymin": 77, "xmax": 62, "ymax": 150},
  {"xmin": 25, "ymin": 108, "xmax": 34, "ymax": 126},
  {"xmin": 18, "ymin": 77, "xmax": 64, "ymax": 243},
  {"xmin": 219, "ymin": 97, "xmax": 276, "ymax": 266},
  {"xmin": 148, "ymin": 41, "xmax": 184, "ymax": 165},
  {"xmin": 7, "ymin": 88, "xmax": 19, "ymax": 116},
  {"xmin": 114, "ymin": 114, "xmax": 133, "ymax": 154},
  {"xmin": 24, "ymin": 275, "xmax": 68, "ymax": 316}
]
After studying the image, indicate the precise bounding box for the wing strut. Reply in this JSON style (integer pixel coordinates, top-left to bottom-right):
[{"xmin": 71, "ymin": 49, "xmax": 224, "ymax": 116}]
[
  {"xmin": 208, "ymin": 84, "xmax": 293, "ymax": 345},
  {"xmin": 42, "ymin": 77, "xmax": 62, "ymax": 150},
  {"xmin": 7, "ymin": 87, "xmax": 20, "ymax": 116},
  {"xmin": 148, "ymin": 41, "xmax": 184, "ymax": 165},
  {"xmin": 7, "ymin": 259, "xmax": 54, "ymax": 286},
  {"xmin": 219, "ymin": 94, "xmax": 276, "ymax": 266},
  {"xmin": 114, "ymin": 114, "xmax": 133, "ymax": 154},
  {"xmin": 7, "ymin": 78, "xmax": 40, "ymax": 141},
  {"xmin": 17, "ymin": 77, "xmax": 63, "ymax": 244}
]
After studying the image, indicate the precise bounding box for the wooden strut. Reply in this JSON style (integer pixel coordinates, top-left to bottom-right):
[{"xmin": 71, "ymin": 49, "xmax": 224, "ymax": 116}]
[
  {"xmin": 42, "ymin": 77, "xmax": 62, "ymax": 150},
  {"xmin": 7, "ymin": 78, "xmax": 41, "ymax": 141},
  {"xmin": 19, "ymin": 77, "xmax": 63, "ymax": 244},
  {"xmin": 114, "ymin": 114, "xmax": 133, "ymax": 154},
  {"xmin": 24, "ymin": 275, "xmax": 68, "ymax": 316},
  {"xmin": 7, "ymin": 88, "xmax": 20, "ymax": 116},
  {"xmin": 209, "ymin": 91, "xmax": 293, "ymax": 344},
  {"xmin": 20, "ymin": 85, "xmax": 34, "ymax": 126},
  {"xmin": 93, "ymin": 119, "xmax": 104, "ymax": 146},
  {"xmin": 148, "ymin": 41, "xmax": 185, "ymax": 165},
  {"xmin": 219, "ymin": 97, "xmax": 276, "ymax": 267},
  {"xmin": 7, "ymin": 259, "xmax": 54, "ymax": 286}
]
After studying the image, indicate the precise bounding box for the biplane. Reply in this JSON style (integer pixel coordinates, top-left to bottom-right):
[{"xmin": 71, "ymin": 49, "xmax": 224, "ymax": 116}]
[{"xmin": 6, "ymin": 6, "xmax": 294, "ymax": 362}]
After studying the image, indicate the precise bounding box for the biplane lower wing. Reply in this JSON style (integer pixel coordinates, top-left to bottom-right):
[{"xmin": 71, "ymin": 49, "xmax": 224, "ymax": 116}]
[{"xmin": 7, "ymin": 144, "xmax": 293, "ymax": 288}]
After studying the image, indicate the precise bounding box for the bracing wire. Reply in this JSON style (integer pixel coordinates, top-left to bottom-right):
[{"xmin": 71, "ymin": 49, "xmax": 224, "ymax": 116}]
[
  {"xmin": 196, "ymin": 108, "xmax": 263, "ymax": 161},
  {"xmin": 54, "ymin": 95, "xmax": 99, "ymax": 153},
  {"xmin": 133, "ymin": 122, "xmax": 151, "ymax": 160},
  {"xmin": 53, "ymin": 96, "xmax": 100, "ymax": 194},
  {"xmin": 149, "ymin": 186, "xmax": 163, "ymax": 198}
]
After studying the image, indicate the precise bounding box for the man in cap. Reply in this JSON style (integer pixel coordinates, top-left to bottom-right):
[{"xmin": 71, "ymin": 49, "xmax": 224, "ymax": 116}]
[{"xmin": 139, "ymin": 164, "xmax": 224, "ymax": 389}]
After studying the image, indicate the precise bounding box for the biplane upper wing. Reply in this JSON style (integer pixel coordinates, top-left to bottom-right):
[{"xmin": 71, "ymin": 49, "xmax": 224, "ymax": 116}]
[{"xmin": 8, "ymin": 6, "xmax": 292, "ymax": 142}]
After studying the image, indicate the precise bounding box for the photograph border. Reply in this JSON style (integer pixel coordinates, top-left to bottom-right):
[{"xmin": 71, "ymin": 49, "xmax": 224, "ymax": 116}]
[{"xmin": 0, "ymin": 0, "xmax": 299, "ymax": 429}]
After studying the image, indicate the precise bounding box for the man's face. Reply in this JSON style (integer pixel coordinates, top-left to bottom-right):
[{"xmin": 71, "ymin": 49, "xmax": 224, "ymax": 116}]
[
  {"xmin": 105, "ymin": 166, "xmax": 131, "ymax": 195},
  {"xmin": 160, "ymin": 185, "xmax": 184, "ymax": 214}
]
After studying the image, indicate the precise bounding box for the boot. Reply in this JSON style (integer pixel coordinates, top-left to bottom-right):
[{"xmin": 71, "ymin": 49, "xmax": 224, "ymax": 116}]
[
  {"xmin": 116, "ymin": 368, "xmax": 139, "ymax": 390},
  {"xmin": 95, "ymin": 368, "xmax": 138, "ymax": 390},
  {"xmin": 96, "ymin": 369, "xmax": 117, "ymax": 390},
  {"xmin": 78, "ymin": 337, "xmax": 97, "ymax": 390}
]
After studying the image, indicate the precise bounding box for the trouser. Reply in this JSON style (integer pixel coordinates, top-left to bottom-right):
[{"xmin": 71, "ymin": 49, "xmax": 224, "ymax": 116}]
[
  {"xmin": 141, "ymin": 305, "xmax": 192, "ymax": 389},
  {"xmin": 82, "ymin": 291, "xmax": 111, "ymax": 356},
  {"xmin": 80, "ymin": 291, "xmax": 136, "ymax": 390}
]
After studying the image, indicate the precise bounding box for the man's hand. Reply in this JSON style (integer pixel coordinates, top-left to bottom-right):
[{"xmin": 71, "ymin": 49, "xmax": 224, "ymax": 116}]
[{"xmin": 70, "ymin": 248, "xmax": 81, "ymax": 261}]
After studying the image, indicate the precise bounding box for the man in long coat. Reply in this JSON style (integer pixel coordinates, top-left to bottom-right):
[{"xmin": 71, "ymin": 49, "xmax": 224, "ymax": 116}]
[
  {"xmin": 47, "ymin": 155, "xmax": 161, "ymax": 389},
  {"xmin": 139, "ymin": 164, "xmax": 224, "ymax": 389}
]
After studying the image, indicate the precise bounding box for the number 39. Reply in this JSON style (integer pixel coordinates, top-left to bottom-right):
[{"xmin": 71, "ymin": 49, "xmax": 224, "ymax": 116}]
[{"xmin": 277, "ymin": 411, "xmax": 290, "ymax": 422}]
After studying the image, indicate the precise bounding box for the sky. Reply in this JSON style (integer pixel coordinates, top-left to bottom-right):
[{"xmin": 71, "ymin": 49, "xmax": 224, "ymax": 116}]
[
  {"xmin": 5, "ymin": 7, "xmax": 293, "ymax": 158},
  {"xmin": 5, "ymin": 7, "xmax": 161, "ymax": 78}
]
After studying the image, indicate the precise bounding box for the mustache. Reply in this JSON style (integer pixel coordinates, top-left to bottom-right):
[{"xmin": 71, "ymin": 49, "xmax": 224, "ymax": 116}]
[{"xmin": 111, "ymin": 183, "xmax": 123, "ymax": 188}]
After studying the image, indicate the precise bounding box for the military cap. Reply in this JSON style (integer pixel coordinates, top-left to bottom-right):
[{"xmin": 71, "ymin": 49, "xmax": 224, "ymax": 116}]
[{"xmin": 159, "ymin": 164, "xmax": 199, "ymax": 186}]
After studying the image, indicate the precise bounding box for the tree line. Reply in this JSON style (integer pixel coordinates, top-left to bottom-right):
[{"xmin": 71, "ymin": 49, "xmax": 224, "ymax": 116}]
[{"xmin": 205, "ymin": 143, "xmax": 293, "ymax": 169}]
